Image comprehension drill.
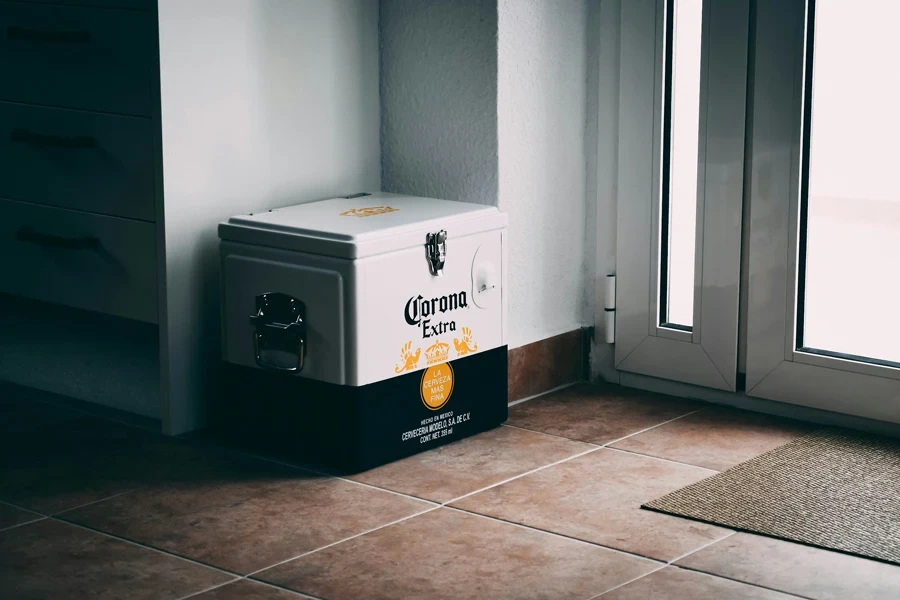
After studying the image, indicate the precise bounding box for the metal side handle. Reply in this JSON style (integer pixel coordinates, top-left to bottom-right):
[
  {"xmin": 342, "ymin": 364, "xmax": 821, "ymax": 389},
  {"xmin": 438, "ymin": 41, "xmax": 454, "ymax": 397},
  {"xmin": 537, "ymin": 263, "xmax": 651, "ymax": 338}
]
[{"xmin": 249, "ymin": 293, "xmax": 306, "ymax": 373}]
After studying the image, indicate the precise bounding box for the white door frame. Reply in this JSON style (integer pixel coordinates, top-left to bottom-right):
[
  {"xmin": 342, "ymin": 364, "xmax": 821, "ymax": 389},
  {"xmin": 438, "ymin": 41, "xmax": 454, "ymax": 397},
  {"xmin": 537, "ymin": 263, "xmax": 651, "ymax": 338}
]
[
  {"xmin": 615, "ymin": 0, "xmax": 749, "ymax": 391},
  {"xmin": 744, "ymin": 0, "xmax": 900, "ymax": 424}
]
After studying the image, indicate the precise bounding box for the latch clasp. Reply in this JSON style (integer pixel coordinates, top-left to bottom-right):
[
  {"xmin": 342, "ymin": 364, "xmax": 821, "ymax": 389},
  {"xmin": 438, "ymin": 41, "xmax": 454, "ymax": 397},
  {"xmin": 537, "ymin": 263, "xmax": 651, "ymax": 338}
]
[{"xmin": 425, "ymin": 230, "xmax": 447, "ymax": 276}]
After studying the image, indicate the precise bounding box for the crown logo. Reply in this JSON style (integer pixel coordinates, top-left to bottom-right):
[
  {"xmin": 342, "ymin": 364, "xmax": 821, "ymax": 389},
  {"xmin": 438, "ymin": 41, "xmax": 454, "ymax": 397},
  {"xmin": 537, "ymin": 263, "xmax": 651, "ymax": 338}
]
[
  {"xmin": 339, "ymin": 206, "xmax": 399, "ymax": 218},
  {"xmin": 425, "ymin": 340, "xmax": 450, "ymax": 365}
]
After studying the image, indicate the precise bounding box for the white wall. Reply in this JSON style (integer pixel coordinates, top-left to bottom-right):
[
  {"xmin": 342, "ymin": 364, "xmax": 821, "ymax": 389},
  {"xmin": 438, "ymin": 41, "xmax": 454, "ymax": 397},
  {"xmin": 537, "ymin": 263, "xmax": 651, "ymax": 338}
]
[
  {"xmin": 380, "ymin": 0, "xmax": 498, "ymax": 206},
  {"xmin": 380, "ymin": 0, "xmax": 593, "ymax": 350},
  {"xmin": 157, "ymin": 0, "xmax": 380, "ymax": 432},
  {"xmin": 497, "ymin": 0, "xmax": 591, "ymax": 348}
]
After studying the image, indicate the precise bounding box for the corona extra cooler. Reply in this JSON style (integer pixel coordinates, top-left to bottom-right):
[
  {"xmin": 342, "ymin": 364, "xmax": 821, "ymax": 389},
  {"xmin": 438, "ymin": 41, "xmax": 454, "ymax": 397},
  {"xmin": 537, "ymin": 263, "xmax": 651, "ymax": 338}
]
[{"xmin": 218, "ymin": 192, "xmax": 508, "ymax": 471}]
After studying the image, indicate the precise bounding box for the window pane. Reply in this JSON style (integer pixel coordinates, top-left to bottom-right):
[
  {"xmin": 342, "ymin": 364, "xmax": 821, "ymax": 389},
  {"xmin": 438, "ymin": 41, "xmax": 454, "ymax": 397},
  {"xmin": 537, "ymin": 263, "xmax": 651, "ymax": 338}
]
[
  {"xmin": 802, "ymin": 0, "xmax": 900, "ymax": 363},
  {"xmin": 663, "ymin": 0, "xmax": 703, "ymax": 328}
]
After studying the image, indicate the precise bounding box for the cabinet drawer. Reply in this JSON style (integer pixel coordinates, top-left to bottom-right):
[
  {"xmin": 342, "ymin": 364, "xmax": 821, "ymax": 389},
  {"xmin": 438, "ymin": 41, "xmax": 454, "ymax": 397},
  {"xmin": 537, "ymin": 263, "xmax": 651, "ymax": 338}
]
[
  {"xmin": 0, "ymin": 199, "xmax": 158, "ymax": 323},
  {"xmin": 0, "ymin": 2, "xmax": 153, "ymax": 115},
  {"xmin": 0, "ymin": 102, "xmax": 155, "ymax": 221}
]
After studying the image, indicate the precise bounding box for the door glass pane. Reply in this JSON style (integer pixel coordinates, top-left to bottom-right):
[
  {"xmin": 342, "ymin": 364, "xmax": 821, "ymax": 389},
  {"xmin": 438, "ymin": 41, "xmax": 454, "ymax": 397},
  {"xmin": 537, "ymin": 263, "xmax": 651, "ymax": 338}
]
[
  {"xmin": 662, "ymin": 0, "xmax": 703, "ymax": 328},
  {"xmin": 801, "ymin": 0, "xmax": 900, "ymax": 364}
]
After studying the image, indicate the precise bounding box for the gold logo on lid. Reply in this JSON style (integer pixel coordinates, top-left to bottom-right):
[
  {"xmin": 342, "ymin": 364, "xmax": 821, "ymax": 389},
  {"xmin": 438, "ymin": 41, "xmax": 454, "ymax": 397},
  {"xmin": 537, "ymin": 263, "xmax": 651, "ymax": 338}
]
[
  {"xmin": 339, "ymin": 206, "xmax": 399, "ymax": 218},
  {"xmin": 425, "ymin": 340, "xmax": 450, "ymax": 365}
]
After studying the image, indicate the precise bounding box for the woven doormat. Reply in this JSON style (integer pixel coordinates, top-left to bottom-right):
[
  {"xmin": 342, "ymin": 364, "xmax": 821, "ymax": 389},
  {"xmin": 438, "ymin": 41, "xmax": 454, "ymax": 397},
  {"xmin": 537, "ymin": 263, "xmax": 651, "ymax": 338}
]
[{"xmin": 644, "ymin": 429, "xmax": 900, "ymax": 565}]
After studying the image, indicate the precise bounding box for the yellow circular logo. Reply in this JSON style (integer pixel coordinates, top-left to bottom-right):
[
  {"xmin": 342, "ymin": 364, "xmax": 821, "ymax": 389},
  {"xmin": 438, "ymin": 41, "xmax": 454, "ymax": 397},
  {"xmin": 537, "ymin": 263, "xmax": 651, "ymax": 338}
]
[{"xmin": 420, "ymin": 363, "xmax": 454, "ymax": 410}]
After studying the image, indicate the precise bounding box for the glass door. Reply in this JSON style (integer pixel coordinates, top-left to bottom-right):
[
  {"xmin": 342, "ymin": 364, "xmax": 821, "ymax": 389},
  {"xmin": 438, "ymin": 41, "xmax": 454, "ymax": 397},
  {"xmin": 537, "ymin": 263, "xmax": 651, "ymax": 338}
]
[
  {"xmin": 799, "ymin": 0, "xmax": 900, "ymax": 365},
  {"xmin": 745, "ymin": 0, "xmax": 900, "ymax": 423},
  {"xmin": 614, "ymin": 0, "xmax": 749, "ymax": 390}
]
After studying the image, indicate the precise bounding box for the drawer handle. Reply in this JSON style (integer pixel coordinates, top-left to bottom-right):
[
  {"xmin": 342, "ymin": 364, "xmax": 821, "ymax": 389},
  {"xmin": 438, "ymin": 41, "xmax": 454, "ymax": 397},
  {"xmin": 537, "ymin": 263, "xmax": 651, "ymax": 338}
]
[
  {"xmin": 16, "ymin": 226, "xmax": 101, "ymax": 251},
  {"xmin": 6, "ymin": 26, "xmax": 92, "ymax": 44},
  {"xmin": 11, "ymin": 129, "xmax": 98, "ymax": 150}
]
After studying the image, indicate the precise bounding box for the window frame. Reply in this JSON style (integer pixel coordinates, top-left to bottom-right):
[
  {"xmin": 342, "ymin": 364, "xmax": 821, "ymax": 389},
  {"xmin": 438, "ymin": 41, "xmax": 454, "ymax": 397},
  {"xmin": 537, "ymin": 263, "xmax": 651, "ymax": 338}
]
[
  {"xmin": 614, "ymin": 0, "xmax": 749, "ymax": 391},
  {"xmin": 744, "ymin": 0, "xmax": 900, "ymax": 423}
]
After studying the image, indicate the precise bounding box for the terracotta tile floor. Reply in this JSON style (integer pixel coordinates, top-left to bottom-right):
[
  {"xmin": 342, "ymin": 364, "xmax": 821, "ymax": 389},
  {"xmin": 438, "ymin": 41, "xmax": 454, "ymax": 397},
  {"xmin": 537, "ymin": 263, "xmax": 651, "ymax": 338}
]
[{"xmin": 3, "ymin": 382, "xmax": 900, "ymax": 599}]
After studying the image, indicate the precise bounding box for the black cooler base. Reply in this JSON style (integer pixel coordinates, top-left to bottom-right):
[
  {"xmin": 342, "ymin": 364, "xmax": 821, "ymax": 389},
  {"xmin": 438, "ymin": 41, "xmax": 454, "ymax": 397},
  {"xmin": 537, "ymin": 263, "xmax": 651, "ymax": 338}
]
[{"xmin": 216, "ymin": 346, "xmax": 508, "ymax": 473}]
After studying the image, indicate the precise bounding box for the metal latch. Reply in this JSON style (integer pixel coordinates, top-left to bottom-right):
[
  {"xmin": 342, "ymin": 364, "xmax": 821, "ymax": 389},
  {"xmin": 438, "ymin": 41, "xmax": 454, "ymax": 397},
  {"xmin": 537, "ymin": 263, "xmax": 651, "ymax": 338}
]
[
  {"xmin": 249, "ymin": 292, "xmax": 306, "ymax": 373},
  {"xmin": 425, "ymin": 230, "xmax": 447, "ymax": 276}
]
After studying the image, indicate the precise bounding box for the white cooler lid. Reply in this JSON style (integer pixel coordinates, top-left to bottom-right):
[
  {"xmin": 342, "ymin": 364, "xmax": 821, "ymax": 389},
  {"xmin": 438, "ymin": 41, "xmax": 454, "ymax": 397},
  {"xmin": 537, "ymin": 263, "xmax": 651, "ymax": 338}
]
[{"xmin": 218, "ymin": 192, "xmax": 507, "ymax": 259}]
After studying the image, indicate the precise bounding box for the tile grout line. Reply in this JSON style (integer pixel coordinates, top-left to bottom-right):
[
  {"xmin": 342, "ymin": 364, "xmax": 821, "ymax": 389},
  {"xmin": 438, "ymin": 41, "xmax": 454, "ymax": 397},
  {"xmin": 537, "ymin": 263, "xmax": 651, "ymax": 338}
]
[
  {"xmin": 58, "ymin": 504, "xmax": 449, "ymax": 598},
  {"xmin": 242, "ymin": 505, "xmax": 442, "ymax": 579},
  {"xmin": 437, "ymin": 409, "xmax": 709, "ymax": 512},
  {"xmin": 440, "ymin": 446, "xmax": 603, "ymax": 507},
  {"xmin": 183, "ymin": 439, "xmax": 440, "ymax": 508},
  {"xmin": 239, "ymin": 578, "xmax": 328, "ymax": 600},
  {"xmin": 129, "ymin": 499, "xmax": 797, "ymax": 600},
  {"xmin": 500, "ymin": 423, "xmax": 603, "ymax": 446},
  {"xmin": 589, "ymin": 563, "xmax": 811, "ymax": 600},
  {"xmin": 175, "ymin": 578, "xmax": 241, "ymax": 600},
  {"xmin": 665, "ymin": 531, "xmax": 737, "ymax": 565},
  {"xmin": 587, "ymin": 530, "xmax": 813, "ymax": 600},
  {"xmin": 586, "ymin": 564, "xmax": 669, "ymax": 599},
  {"xmin": 603, "ymin": 446, "xmax": 720, "ymax": 473},
  {"xmin": 0, "ymin": 499, "xmax": 51, "ymax": 533},
  {"xmin": 52, "ymin": 487, "xmax": 146, "ymax": 517},
  {"xmin": 308, "ymin": 465, "xmax": 440, "ymax": 506},
  {"xmin": 507, "ymin": 381, "xmax": 581, "ymax": 407},
  {"xmin": 0, "ymin": 498, "xmax": 46, "ymax": 516},
  {"xmin": 176, "ymin": 577, "xmax": 324, "ymax": 600},
  {"xmin": 600, "ymin": 408, "xmax": 706, "ymax": 448},
  {"xmin": 502, "ymin": 407, "xmax": 707, "ymax": 462},
  {"xmin": 444, "ymin": 504, "xmax": 667, "ymax": 565},
  {"xmin": 303, "ymin": 467, "xmax": 442, "ymax": 507},
  {"xmin": 668, "ymin": 564, "xmax": 814, "ymax": 600},
  {"xmin": 0, "ymin": 516, "xmax": 47, "ymax": 533},
  {"xmin": 50, "ymin": 500, "xmax": 428, "ymax": 600},
  {"xmin": 328, "ymin": 475, "xmax": 441, "ymax": 506},
  {"xmin": 53, "ymin": 517, "xmax": 243, "ymax": 579},
  {"xmin": 327, "ymin": 427, "xmax": 603, "ymax": 506}
]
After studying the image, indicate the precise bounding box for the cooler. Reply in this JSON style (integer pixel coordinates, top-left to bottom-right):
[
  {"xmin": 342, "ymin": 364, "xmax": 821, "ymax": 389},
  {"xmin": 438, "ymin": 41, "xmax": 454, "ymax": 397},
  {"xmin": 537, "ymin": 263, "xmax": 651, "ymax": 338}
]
[{"xmin": 218, "ymin": 192, "xmax": 508, "ymax": 471}]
